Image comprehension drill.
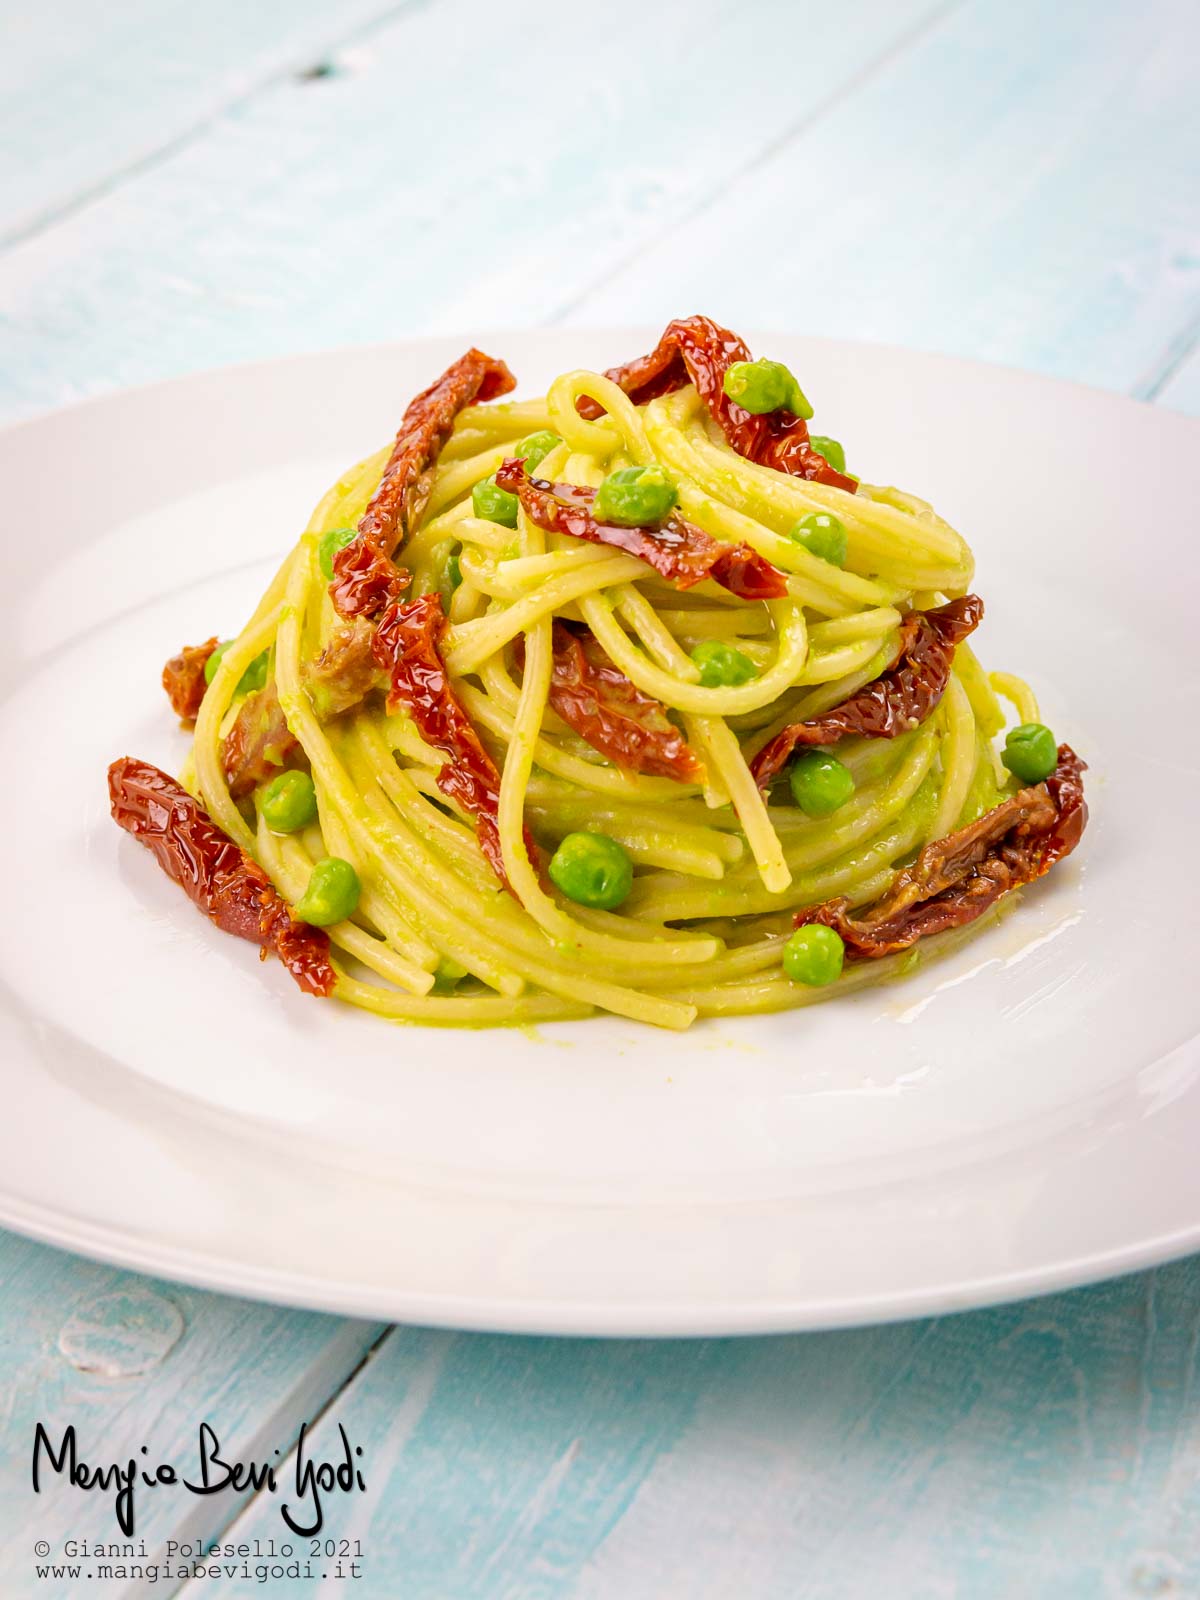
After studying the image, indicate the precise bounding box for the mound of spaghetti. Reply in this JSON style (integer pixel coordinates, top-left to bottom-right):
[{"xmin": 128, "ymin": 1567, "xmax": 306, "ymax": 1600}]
[{"xmin": 109, "ymin": 317, "xmax": 1087, "ymax": 1029}]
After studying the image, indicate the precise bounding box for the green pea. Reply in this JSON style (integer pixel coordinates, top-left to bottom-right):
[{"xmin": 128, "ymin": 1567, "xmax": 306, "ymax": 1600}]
[
  {"xmin": 259, "ymin": 769, "xmax": 318, "ymax": 833},
  {"xmin": 295, "ymin": 856, "xmax": 360, "ymax": 927},
  {"xmin": 593, "ymin": 465, "xmax": 678, "ymax": 527},
  {"xmin": 690, "ymin": 638, "xmax": 759, "ymax": 688},
  {"xmin": 723, "ymin": 358, "xmax": 813, "ymax": 419},
  {"xmin": 515, "ymin": 430, "xmax": 561, "ymax": 474},
  {"xmin": 432, "ymin": 956, "xmax": 469, "ymax": 992},
  {"xmin": 788, "ymin": 751, "xmax": 855, "ymax": 817},
  {"xmin": 430, "ymin": 539, "xmax": 462, "ymax": 607},
  {"xmin": 237, "ymin": 649, "xmax": 269, "ymax": 695},
  {"xmin": 472, "ymin": 476, "xmax": 520, "ymax": 528},
  {"xmin": 1001, "ymin": 722, "xmax": 1058, "ymax": 785},
  {"xmin": 788, "ymin": 511, "xmax": 848, "ymax": 567},
  {"xmin": 548, "ymin": 831, "xmax": 633, "ymax": 910},
  {"xmin": 783, "ymin": 924, "xmax": 845, "ymax": 986},
  {"xmin": 809, "ymin": 434, "xmax": 847, "ymax": 474},
  {"xmin": 204, "ymin": 641, "xmax": 269, "ymax": 696},
  {"xmin": 203, "ymin": 641, "xmax": 230, "ymax": 686},
  {"xmin": 318, "ymin": 526, "xmax": 358, "ymax": 581}
]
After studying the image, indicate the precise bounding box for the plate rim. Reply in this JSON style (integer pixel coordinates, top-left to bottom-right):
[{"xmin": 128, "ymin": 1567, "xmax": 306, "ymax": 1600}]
[{"xmin": 4, "ymin": 1187, "xmax": 1197, "ymax": 1336}]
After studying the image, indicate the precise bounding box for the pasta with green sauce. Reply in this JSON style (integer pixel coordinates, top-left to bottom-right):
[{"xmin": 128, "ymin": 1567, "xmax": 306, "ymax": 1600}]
[{"xmin": 108, "ymin": 317, "xmax": 1088, "ymax": 1030}]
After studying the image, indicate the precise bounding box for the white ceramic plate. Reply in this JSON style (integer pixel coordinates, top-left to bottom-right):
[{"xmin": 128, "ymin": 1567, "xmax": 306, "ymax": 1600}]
[{"xmin": 2, "ymin": 332, "xmax": 1198, "ymax": 1335}]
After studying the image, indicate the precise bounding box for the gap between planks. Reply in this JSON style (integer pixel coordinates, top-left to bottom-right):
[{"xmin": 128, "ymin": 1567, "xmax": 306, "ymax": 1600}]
[
  {"xmin": 0, "ymin": 0, "xmax": 424, "ymax": 254},
  {"xmin": 548, "ymin": 0, "xmax": 968, "ymax": 328},
  {"xmin": 158, "ymin": 1324, "xmax": 399, "ymax": 1600}
]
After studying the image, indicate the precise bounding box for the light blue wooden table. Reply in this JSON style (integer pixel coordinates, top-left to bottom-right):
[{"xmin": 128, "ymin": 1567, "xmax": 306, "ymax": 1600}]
[{"xmin": 2, "ymin": 2, "xmax": 1198, "ymax": 1594}]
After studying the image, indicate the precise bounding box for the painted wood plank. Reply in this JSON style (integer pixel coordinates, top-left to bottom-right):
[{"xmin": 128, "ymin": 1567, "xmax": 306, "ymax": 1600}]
[
  {"xmin": 567, "ymin": 0, "xmax": 1200, "ymax": 399},
  {"xmin": 0, "ymin": 0, "xmax": 408, "ymax": 246},
  {"xmin": 187, "ymin": 1261, "xmax": 1200, "ymax": 1599},
  {"xmin": 1154, "ymin": 335, "xmax": 1200, "ymax": 415},
  {"xmin": 0, "ymin": 0, "xmax": 946, "ymax": 421},
  {"xmin": 0, "ymin": 1230, "xmax": 384, "ymax": 1600}
]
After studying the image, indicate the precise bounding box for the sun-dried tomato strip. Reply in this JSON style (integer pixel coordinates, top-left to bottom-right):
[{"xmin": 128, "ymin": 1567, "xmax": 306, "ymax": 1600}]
[
  {"xmin": 331, "ymin": 347, "xmax": 515, "ymax": 619},
  {"xmin": 494, "ymin": 459, "xmax": 788, "ymax": 601},
  {"xmin": 107, "ymin": 757, "xmax": 336, "ymax": 996},
  {"xmin": 221, "ymin": 681, "xmax": 301, "ymax": 800},
  {"xmin": 372, "ymin": 591, "xmax": 532, "ymax": 886},
  {"xmin": 576, "ymin": 315, "xmax": 858, "ymax": 492},
  {"xmin": 328, "ymin": 538, "xmax": 410, "ymax": 623},
  {"xmin": 521, "ymin": 624, "xmax": 704, "ymax": 785},
  {"xmin": 750, "ymin": 595, "xmax": 984, "ymax": 788},
  {"xmin": 794, "ymin": 745, "xmax": 1087, "ymax": 958},
  {"xmin": 162, "ymin": 638, "xmax": 218, "ymax": 723}
]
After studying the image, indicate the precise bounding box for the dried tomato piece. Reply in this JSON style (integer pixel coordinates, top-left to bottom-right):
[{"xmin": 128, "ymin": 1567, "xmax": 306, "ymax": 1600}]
[
  {"xmin": 221, "ymin": 681, "xmax": 301, "ymax": 799},
  {"xmin": 372, "ymin": 591, "xmax": 532, "ymax": 886},
  {"xmin": 162, "ymin": 637, "xmax": 218, "ymax": 723},
  {"xmin": 533, "ymin": 623, "xmax": 704, "ymax": 785},
  {"xmin": 750, "ymin": 596, "xmax": 984, "ymax": 788},
  {"xmin": 794, "ymin": 745, "xmax": 1087, "ymax": 958},
  {"xmin": 331, "ymin": 347, "xmax": 515, "ymax": 619},
  {"xmin": 107, "ymin": 757, "xmax": 336, "ymax": 996},
  {"xmin": 576, "ymin": 316, "xmax": 858, "ymax": 492},
  {"xmin": 494, "ymin": 459, "xmax": 788, "ymax": 601},
  {"xmin": 328, "ymin": 538, "xmax": 411, "ymax": 622}
]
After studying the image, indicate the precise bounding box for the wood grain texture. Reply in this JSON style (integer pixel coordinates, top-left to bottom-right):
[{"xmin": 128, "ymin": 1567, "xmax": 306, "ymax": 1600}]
[
  {"xmin": 0, "ymin": 1232, "xmax": 384, "ymax": 1600},
  {"xmin": 567, "ymin": 0, "xmax": 1200, "ymax": 396},
  {"xmin": 0, "ymin": 0, "xmax": 408, "ymax": 246},
  {"xmin": 0, "ymin": 0, "xmax": 944, "ymax": 418},
  {"xmin": 191, "ymin": 1262, "xmax": 1200, "ymax": 1598}
]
